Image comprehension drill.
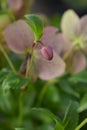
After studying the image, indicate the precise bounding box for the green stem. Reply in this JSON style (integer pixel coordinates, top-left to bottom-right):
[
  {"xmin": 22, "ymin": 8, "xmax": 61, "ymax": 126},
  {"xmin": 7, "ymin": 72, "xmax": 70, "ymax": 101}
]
[
  {"xmin": 25, "ymin": 45, "xmax": 35, "ymax": 78},
  {"xmin": 0, "ymin": 44, "xmax": 17, "ymax": 74},
  {"xmin": 36, "ymin": 79, "xmax": 57, "ymax": 106},
  {"xmin": 75, "ymin": 118, "xmax": 87, "ymax": 130}
]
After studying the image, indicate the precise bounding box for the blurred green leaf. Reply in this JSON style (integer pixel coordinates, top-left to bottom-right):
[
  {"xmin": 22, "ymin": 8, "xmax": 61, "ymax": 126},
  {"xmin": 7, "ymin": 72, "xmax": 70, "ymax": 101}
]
[
  {"xmin": 59, "ymin": 80, "xmax": 79, "ymax": 98},
  {"xmin": 54, "ymin": 122, "xmax": 64, "ymax": 130},
  {"xmin": 0, "ymin": 69, "xmax": 10, "ymax": 83},
  {"xmin": 2, "ymin": 72, "xmax": 30, "ymax": 91},
  {"xmin": 69, "ymin": 71, "xmax": 87, "ymax": 83},
  {"xmin": 63, "ymin": 101, "xmax": 79, "ymax": 130},
  {"xmin": 78, "ymin": 93, "xmax": 87, "ymax": 112},
  {"xmin": 44, "ymin": 85, "xmax": 60, "ymax": 110},
  {"xmin": 30, "ymin": 108, "xmax": 64, "ymax": 130},
  {"xmin": 15, "ymin": 128, "xmax": 28, "ymax": 130},
  {"xmin": 25, "ymin": 14, "xmax": 44, "ymax": 42}
]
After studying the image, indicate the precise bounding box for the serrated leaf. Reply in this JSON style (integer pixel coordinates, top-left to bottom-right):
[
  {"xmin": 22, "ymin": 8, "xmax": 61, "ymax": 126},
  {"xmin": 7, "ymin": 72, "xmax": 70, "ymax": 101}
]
[
  {"xmin": 30, "ymin": 108, "xmax": 64, "ymax": 130},
  {"xmin": 25, "ymin": 14, "xmax": 44, "ymax": 42},
  {"xmin": 63, "ymin": 101, "xmax": 79, "ymax": 130},
  {"xmin": 2, "ymin": 72, "xmax": 30, "ymax": 91},
  {"xmin": 69, "ymin": 71, "xmax": 87, "ymax": 83}
]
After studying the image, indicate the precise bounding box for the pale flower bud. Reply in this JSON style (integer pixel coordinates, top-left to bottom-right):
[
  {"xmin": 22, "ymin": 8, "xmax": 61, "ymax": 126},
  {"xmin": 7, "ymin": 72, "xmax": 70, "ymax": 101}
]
[{"xmin": 41, "ymin": 46, "xmax": 53, "ymax": 60}]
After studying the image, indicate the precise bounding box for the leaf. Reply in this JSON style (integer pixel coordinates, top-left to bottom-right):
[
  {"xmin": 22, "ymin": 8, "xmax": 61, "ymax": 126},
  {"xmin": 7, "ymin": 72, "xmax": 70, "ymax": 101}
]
[
  {"xmin": 69, "ymin": 70, "xmax": 87, "ymax": 83},
  {"xmin": 78, "ymin": 93, "xmax": 87, "ymax": 112},
  {"xmin": 63, "ymin": 101, "xmax": 79, "ymax": 130},
  {"xmin": 30, "ymin": 108, "xmax": 64, "ymax": 130},
  {"xmin": 59, "ymin": 80, "xmax": 79, "ymax": 98},
  {"xmin": 15, "ymin": 128, "xmax": 28, "ymax": 130},
  {"xmin": 2, "ymin": 72, "xmax": 30, "ymax": 91},
  {"xmin": 0, "ymin": 69, "xmax": 10, "ymax": 83},
  {"xmin": 25, "ymin": 14, "xmax": 44, "ymax": 42},
  {"xmin": 54, "ymin": 122, "xmax": 64, "ymax": 130}
]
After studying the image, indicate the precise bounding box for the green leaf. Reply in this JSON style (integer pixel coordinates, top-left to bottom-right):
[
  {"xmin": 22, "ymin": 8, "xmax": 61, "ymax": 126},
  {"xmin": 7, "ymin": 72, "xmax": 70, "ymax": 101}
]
[
  {"xmin": 63, "ymin": 101, "xmax": 79, "ymax": 130},
  {"xmin": 15, "ymin": 128, "xmax": 28, "ymax": 130},
  {"xmin": 2, "ymin": 72, "xmax": 30, "ymax": 91},
  {"xmin": 30, "ymin": 108, "xmax": 64, "ymax": 130},
  {"xmin": 69, "ymin": 71, "xmax": 87, "ymax": 83},
  {"xmin": 78, "ymin": 93, "xmax": 87, "ymax": 112},
  {"xmin": 0, "ymin": 69, "xmax": 10, "ymax": 83},
  {"xmin": 59, "ymin": 80, "xmax": 79, "ymax": 98},
  {"xmin": 25, "ymin": 14, "xmax": 44, "ymax": 42},
  {"xmin": 54, "ymin": 122, "xmax": 64, "ymax": 130}
]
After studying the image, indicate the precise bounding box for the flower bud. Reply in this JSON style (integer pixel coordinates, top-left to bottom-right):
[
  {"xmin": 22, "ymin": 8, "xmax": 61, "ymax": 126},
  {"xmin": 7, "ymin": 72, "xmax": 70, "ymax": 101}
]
[{"xmin": 41, "ymin": 46, "xmax": 53, "ymax": 60}]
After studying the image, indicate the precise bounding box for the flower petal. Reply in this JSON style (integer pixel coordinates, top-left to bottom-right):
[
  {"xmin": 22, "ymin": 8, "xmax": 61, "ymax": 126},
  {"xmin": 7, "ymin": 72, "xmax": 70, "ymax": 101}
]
[
  {"xmin": 72, "ymin": 51, "xmax": 86, "ymax": 73},
  {"xmin": 80, "ymin": 15, "xmax": 87, "ymax": 46},
  {"xmin": 36, "ymin": 51, "xmax": 66, "ymax": 80},
  {"xmin": 7, "ymin": 0, "xmax": 23, "ymax": 11},
  {"xmin": 3, "ymin": 20, "xmax": 34, "ymax": 54},
  {"xmin": 61, "ymin": 9, "xmax": 80, "ymax": 41},
  {"xmin": 40, "ymin": 27, "xmax": 65, "ymax": 55}
]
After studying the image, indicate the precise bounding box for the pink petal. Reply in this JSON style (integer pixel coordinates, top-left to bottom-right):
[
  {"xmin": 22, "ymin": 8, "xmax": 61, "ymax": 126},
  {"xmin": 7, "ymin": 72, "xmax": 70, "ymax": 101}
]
[
  {"xmin": 80, "ymin": 15, "xmax": 87, "ymax": 50},
  {"xmin": 36, "ymin": 50, "xmax": 66, "ymax": 80},
  {"xmin": 7, "ymin": 0, "xmax": 23, "ymax": 11},
  {"xmin": 80, "ymin": 15, "xmax": 87, "ymax": 36},
  {"xmin": 72, "ymin": 51, "xmax": 86, "ymax": 73},
  {"xmin": 40, "ymin": 26, "xmax": 65, "ymax": 55},
  {"xmin": 3, "ymin": 20, "xmax": 34, "ymax": 54}
]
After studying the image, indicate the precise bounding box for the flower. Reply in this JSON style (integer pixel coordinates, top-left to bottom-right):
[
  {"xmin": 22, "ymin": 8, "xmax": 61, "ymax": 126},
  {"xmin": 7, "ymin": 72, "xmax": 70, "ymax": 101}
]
[
  {"xmin": 61, "ymin": 9, "xmax": 87, "ymax": 73},
  {"xmin": 3, "ymin": 20, "xmax": 65, "ymax": 80}
]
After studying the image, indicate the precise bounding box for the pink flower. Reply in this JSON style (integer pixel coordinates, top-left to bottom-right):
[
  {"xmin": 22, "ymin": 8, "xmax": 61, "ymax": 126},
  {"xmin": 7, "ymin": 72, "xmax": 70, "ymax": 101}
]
[{"xmin": 3, "ymin": 20, "xmax": 65, "ymax": 80}]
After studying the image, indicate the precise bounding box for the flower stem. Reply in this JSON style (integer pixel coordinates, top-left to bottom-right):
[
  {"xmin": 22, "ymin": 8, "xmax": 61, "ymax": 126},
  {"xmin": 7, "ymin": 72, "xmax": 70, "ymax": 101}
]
[
  {"xmin": 25, "ymin": 45, "xmax": 35, "ymax": 78},
  {"xmin": 75, "ymin": 118, "xmax": 87, "ymax": 130},
  {"xmin": 0, "ymin": 44, "xmax": 17, "ymax": 74}
]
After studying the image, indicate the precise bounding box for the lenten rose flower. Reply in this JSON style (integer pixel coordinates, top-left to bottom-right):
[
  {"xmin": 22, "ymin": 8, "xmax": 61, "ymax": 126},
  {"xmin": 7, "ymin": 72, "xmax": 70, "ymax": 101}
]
[
  {"xmin": 3, "ymin": 20, "xmax": 65, "ymax": 80},
  {"xmin": 61, "ymin": 9, "xmax": 87, "ymax": 73}
]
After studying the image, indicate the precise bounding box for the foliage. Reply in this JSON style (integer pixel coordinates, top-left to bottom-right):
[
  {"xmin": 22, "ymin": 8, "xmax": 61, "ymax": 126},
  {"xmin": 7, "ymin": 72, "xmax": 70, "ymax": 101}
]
[{"xmin": 0, "ymin": 1, "xmax": 87, "ymax": 130}]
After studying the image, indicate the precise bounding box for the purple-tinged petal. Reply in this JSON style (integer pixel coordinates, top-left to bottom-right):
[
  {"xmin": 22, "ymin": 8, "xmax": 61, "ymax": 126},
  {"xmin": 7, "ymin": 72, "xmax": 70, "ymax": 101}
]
[
  {"xmin": 72, "ymin": 51, "xmax": 86, "ymax": 73},
  {"xmin": 61, "ymin": 9, "xmax": 80, "ymax": 41},
  {"xmin": 3, "ymin": 20, "xmax": 34, "ymax": 54},
  {"xmin": 40, "ymin": 27, "xmax": 65, "ymax": 55},
  {"xmin": 7, "ymin": 0, "xmax": 23, "ymax": 11},
  {"xmin": 41, "ymin": 46, "xmax": 53, "ymax": 60},
  {"xmin": 36, "ymin": 51, "xmax": 66, "ymax": 80},
  {"xmin": 43, "ymin": 26, "xmax": 58, "ymax": 35}
]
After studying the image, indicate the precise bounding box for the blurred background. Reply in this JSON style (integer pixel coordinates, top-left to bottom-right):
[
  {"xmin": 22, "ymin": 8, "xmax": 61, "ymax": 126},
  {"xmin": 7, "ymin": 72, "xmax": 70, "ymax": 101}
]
[{"xmin": 32, "ymin": 0, "xmax": 87, "ymax": 16}]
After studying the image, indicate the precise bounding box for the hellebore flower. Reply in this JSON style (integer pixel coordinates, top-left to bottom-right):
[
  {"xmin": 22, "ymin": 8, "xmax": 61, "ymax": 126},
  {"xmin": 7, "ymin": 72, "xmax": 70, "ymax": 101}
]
[
  {"xmin": 61, "ymin": 9, "xmax": 87, "ymax": 73},
  {"xmin": 3, "ymin": 20, "xmax": 65, "ymax": 80}
]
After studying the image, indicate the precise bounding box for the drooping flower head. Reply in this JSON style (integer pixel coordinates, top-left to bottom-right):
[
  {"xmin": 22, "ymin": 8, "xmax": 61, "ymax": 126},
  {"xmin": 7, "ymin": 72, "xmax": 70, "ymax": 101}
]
[{"xmin": 3, "ymin": 20, "xmax": 66, "ymax": 80}]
